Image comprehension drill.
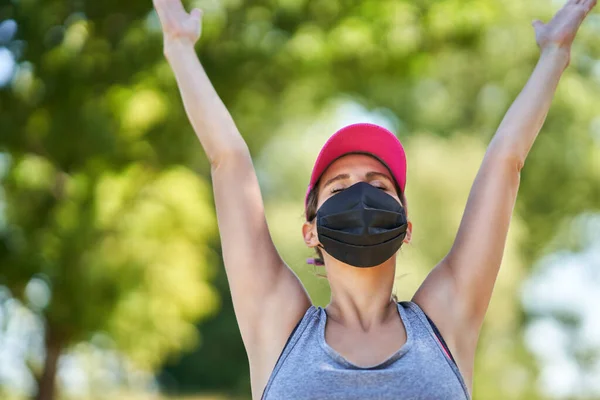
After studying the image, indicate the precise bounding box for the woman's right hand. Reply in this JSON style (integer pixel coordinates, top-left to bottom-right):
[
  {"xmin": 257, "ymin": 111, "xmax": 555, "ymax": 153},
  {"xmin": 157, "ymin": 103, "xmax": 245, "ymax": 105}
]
[
  {"xmin": 532, "ymin": 0, "xmax": 596, "ymax": 65},
  {"xmin": 153, "ymin": 0, "xmax": 203, "ymax": 47}
]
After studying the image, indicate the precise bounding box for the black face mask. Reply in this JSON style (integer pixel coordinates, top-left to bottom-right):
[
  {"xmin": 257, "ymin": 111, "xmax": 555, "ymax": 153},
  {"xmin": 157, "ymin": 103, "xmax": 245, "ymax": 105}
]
[{"xmin": 316, "ymin": 182, "xmax": 408, "ymax": 268}]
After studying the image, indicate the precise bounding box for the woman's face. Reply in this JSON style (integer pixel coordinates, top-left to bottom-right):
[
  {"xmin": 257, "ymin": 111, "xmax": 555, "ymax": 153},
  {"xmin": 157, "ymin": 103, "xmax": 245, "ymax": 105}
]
[
  {"xmin": 316, "ymin": 154, "xmax": 402, "ymax": 210},
  {"xmin": 303, "ymin": 153, "xmax": 411, "ymax": 263},
  {"xmin": 303, "ymin": 153, "xmax": 410, "ymax": 262}
]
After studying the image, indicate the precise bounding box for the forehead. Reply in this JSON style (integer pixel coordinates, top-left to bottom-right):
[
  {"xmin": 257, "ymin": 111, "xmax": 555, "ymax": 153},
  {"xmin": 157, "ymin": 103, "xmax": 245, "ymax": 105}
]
[{"xmin": 319, "ymin": 154, "xmax": 392, "ymax": 182}]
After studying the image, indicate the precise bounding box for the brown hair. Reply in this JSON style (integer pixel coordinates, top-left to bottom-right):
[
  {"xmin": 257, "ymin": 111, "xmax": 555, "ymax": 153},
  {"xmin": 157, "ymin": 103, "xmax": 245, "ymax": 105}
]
[{"xmin": 305, "ymin": 184, "xmax": 326, "ymax": 265}]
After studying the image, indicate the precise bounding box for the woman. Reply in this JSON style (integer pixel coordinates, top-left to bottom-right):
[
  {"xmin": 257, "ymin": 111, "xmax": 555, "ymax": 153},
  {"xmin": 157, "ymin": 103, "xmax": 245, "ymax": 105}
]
[{"xmin": 153, "ymin": 0, "xmax": 596, "ymax": 398}]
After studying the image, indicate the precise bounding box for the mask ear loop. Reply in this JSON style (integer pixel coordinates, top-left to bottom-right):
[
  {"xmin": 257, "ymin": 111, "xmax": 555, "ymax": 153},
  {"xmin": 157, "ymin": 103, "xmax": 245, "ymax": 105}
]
[{"xmin": 307, "ymin": 244, "xmax": 325, "ymax": 266}]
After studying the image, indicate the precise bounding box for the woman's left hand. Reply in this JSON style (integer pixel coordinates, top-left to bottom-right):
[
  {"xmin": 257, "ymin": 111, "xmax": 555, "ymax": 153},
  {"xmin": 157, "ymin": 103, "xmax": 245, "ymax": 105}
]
[{"xmin": 533, "ymin": 0, "xmax": 596, "ymax": 57}]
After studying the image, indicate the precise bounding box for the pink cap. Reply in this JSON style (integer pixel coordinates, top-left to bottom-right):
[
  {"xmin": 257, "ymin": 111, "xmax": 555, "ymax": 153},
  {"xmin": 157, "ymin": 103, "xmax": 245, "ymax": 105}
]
[{"xmin": 305, "ymin": 123, "xmax": 407, "ymax": 206}]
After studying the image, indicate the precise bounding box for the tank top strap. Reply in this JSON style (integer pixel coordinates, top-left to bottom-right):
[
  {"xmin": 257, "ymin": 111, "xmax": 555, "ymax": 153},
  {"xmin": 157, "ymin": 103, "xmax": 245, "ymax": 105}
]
[
  {"xmin": 399, "ymin": 301, "xmax": 471, "ymax": 398},
  {"xmin": 397, "ymin": 301, "xmax": 424, "ymax": 330},
  {"xmin": 261, "ymin": 305, "xmax": 319, "ymax": 399},
  {"xmin": 399, "ymin": 301, "xmax": 453, "ymax": 360}
]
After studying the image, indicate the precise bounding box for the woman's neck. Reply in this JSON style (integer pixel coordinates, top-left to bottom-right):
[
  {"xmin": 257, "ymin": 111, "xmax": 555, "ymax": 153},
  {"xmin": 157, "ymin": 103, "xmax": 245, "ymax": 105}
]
[{"xmin": 325, "ymin": 257, "xmax": 398, "ymax": 331}]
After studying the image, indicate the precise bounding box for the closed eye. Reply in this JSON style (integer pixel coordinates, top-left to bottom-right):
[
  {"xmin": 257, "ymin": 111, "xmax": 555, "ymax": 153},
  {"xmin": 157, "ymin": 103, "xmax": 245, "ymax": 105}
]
[{"xmin": 370, "ymin": 182, "xmax": 388, "ymax": 191}]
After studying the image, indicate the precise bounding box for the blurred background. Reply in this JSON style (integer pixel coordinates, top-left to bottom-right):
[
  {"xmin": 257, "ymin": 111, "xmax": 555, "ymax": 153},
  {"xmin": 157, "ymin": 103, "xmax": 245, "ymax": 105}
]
[{"xmin": 1, "ymin": 0, "xmax": 600, "ymax": 399}]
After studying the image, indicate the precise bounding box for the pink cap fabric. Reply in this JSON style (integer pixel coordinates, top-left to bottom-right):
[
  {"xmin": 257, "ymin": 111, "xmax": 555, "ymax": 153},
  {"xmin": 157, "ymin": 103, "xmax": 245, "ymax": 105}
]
[{"xmin": 305, "ymin": 123, "xmax": 407, "ymax": 206}]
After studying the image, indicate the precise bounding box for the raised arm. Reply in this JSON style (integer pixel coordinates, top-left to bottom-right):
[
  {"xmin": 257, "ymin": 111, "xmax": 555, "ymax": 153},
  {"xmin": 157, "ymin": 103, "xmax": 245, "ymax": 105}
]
[
  {"xmin": 413, "ymin": 0, "xmax": 596, "ymax": 387},
  {"xmin": 153, "ymin": 1, "xmax": 311, "ymax": 397}
]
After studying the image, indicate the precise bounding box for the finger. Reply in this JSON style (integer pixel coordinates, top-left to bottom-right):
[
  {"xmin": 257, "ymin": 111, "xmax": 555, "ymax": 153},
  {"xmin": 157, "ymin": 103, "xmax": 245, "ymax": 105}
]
[
  {"xmin": 576, "ymin": 0, "xmax": 595, "ymax": 17},
  {"xmin": 153, "ymin": 0, "xmax": 170, "ymax": 22},
  {"xmin": 532, "ymin": 19, "xmax": 545, "ymax": 30},
  {"xmin": 153, "ymin": 0, "xmax": 187, "ymax": 21},
  {"xmin": 190, "ymin": 8, "xmax": 203, "ymax": 22},
  {"xmin": 583, "ymin": 0, "xmax": 597, "ymax": 12}
]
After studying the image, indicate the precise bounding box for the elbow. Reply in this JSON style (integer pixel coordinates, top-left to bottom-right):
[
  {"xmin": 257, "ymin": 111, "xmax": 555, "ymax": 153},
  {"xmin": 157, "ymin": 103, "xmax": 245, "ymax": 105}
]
[
  {"xmin": 504, "ymin": 152, "xmax": 525, "ymax": 173},
  {"xmin": 210, "ymin": 145, "xmax": 251, "ymax": 169},
  {"xmin": 486, "ymin": 144, "xmax": 526, "ymax": 173},
  {"xmin": 487, "ymin": 131, "xmax": 533, "ymax": 172}
]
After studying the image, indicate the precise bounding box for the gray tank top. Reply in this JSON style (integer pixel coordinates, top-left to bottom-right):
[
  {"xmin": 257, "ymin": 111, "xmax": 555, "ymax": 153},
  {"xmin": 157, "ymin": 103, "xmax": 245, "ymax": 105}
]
[{"xmin": 262, "ymin": 301, "xmax": 471, "ymax": 400}]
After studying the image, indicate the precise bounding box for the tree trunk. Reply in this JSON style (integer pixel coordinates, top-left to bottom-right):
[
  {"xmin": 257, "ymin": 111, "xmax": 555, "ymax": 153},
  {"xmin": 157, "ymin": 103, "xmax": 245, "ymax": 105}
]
[{"xmin": 34, "ymin": 326, "xmax": 63, "ymax": 400}]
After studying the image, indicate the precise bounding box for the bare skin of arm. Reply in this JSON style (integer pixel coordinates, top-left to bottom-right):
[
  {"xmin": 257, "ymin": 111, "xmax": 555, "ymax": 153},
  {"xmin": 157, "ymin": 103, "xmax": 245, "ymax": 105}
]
[
  {"xmin": 153, "ymin": 1, "xmax": 311, "ymax": 398},
  {"xmin": 412, "ymin": 0, "xmax": 597, "ymax": 390}
]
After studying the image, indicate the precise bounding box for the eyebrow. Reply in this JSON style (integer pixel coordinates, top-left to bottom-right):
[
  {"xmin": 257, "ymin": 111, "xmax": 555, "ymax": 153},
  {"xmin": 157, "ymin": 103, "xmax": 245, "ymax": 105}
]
[
  {"xmin": 365, "ymin": 171, "xmax": 393, "ymax": 183},
  {"xmin": 322, "ymin": 174, "xmax": 351, "ymax": 189},
  {"xmin": 321, "ymin": 171, "xmax": 394, "ymax": 190}
]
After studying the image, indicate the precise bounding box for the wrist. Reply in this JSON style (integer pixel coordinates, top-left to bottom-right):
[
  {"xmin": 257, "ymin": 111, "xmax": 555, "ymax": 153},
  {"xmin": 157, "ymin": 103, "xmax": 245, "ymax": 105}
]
[
  {"xmin": 163, "ymin": 38, "xmax": 197, "ymax": 58},
  {"xmin": 539, "ymin": 45, "xmax": 571, "ymax": 69}
]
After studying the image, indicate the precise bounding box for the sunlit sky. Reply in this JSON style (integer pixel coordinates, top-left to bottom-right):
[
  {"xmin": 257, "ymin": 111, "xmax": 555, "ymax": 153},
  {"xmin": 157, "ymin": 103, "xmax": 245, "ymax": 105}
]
[
  {"xmin": 522, "ymin": 214, "xmax": 600, "ymax": 398},
  {"xmin": 0, "ymin": 47, "xmax": 15, "ymax": 87},
  {"xmin": 0, "ymin": 19, "xmax": 17, "ymax": 87}
]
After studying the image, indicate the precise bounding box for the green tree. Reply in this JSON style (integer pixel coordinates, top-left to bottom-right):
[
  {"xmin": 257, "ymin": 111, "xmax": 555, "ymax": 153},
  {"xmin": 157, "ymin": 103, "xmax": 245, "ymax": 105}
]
[
  {"xmin": 2, "ymin": 0, "xmax": 600, "ymax": 399},
  {"xmin": 0, "ymin": 2, "xmax": 220, "ymax": 399}
]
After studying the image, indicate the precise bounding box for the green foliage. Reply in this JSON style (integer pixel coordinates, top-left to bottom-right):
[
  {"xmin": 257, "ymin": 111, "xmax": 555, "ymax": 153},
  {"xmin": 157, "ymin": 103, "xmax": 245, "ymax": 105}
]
[
  {"xmin": 1, "ymin": 0, "xmax": 600, "ymax": 399},
  {"xmin": 1, "ymin": 152, "xmax": 220, "ymax": 365},
  {"xmin": 0, "ymin": 0, "xmax": 221, "ymax": 393}
]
